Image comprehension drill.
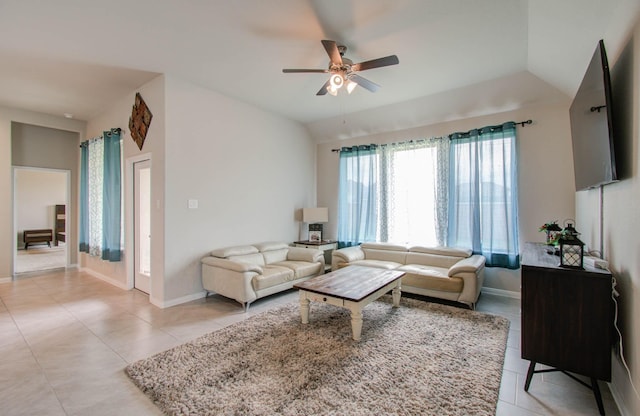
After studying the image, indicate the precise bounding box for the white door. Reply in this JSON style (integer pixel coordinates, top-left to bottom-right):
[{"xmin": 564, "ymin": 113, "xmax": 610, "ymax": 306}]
[{"xmin": 134, "ymin": 160, "xmax": 151, "ymax": 294}]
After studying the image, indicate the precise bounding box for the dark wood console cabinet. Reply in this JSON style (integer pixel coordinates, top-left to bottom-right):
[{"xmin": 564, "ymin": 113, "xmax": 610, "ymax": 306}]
[{"xmin": 521, "ymin": 242, "xmax": 612, "ymax": 415}]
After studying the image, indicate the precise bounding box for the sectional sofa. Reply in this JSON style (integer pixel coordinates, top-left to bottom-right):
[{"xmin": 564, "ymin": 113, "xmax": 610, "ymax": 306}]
[
  {"xmin": 331, "ymin": 242, "xmax": 486, "ymax": 309},
  {"xmin": 201, "ymin": 241, "xmax": 324, "ymax": 310}
]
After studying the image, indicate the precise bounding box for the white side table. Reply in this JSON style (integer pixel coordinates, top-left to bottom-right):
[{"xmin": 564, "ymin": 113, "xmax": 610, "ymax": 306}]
[{"xmin": 293, "ymin": 240, "xmax": 337, "ymax": 272}]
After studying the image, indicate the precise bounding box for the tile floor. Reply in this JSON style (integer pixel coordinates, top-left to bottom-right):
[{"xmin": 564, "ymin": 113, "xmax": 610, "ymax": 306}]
[{"xmin": 0, "ymin": 268, "xmax": 620, "ymax": 415}]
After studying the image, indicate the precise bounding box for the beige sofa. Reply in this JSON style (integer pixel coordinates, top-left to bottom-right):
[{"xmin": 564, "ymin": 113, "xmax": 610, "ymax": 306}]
[
  {"xmin": 331, "ymin": 242, "xmax": 486, "ymax": 309},
  {"xmin": 201, "ymin": 241, "xmax": 324, "ymax": 310}
]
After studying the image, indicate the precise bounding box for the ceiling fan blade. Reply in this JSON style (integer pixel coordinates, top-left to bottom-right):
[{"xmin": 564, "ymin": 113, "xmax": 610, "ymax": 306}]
[
  {"xmin": 321, "ymin": 40, "xmax": 343, "ymax": 65},
  {"xmin": 349, "ymin": 74, "xmax": 380, "ymax": 93},
  {"xmin": 316, "ymin": 79, "xmax": 330, "ymax": 96},
  {"xmin": 283, "ymin": 68, "xmax": 329, "ymax": 73},
  {"xmin": 351, "ymin": 55, "xmax": 399, "ymax": 72}
]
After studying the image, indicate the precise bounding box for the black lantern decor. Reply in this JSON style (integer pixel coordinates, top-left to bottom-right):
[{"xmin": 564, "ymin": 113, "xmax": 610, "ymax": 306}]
[{"xmin": 558, "ymin": 223, "xmax": 584, "ymax": 269}]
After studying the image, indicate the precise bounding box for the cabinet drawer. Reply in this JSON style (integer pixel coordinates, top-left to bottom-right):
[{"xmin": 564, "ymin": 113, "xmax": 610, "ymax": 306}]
[{"xmin": 305, "ymin": 291, "xmax": 344, "ymax": 307}]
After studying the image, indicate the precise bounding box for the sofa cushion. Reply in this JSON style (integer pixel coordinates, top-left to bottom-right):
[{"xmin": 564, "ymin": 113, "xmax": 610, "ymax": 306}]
[
  {"xmin": 228, "ymin": 253, "xmax": 265, "ymax": 266},
  {"xmin": 252, "ymin": 265, "xmax": 294, "ymax": 291},
  {"xmin": 361, "ymin": 243, "xmax": 408, "ymax": 264},
  {"xmin": 262, "ymin": 248, "xmax": 289, "ymax": 264},
  {"xmin": 350, "ymin": 259, "xmax": 403, "ymax": 270},
  {"xmin": 287, "ymin": 247, "xmax": 323, "ymax": 263},
  {"xmin": 398, "ymin": 264, "xmax": 464, "ymax": 293},
  {"xmin": 211, "ymin": 245, "xmax": 258, "ymax": 258},
  {"xmin": 405, "ymin": 252, "xmax": 460, "ymax": 269},
  {"xmin": 409, "ymin": 245, "xmax": 472, "ymax": 258},
  {"xmin": 255, "ymin": 242, "xmax": 290, "ymax": 264},
  {"xmin": 254, "ymin": 241, "xmax": 289, "ymax": 252},
  {"xmin": 272, "ymin": 260, "xmax": 322, "ymax": 279},
  {"xmin": 361, "ymin": 242, "xmax": 408, "ymax": 252}
]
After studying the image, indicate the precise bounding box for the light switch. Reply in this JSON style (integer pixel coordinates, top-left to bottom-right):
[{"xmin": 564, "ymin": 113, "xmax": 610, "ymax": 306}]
[{"xmin": 188, "ymin": 199, "xmax": 198, "ymax": 209}]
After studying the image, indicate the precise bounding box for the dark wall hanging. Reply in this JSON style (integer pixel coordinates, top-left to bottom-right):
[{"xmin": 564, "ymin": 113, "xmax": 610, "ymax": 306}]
[{"xmin": 129, "ymin": 92, "xmax": 153, "ymax": 150}]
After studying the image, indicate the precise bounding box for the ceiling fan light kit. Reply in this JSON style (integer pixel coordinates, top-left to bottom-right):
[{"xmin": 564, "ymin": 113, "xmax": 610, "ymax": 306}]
[
  {"xmin": 283, "ymin": 40, "xmax": 399, "ymax": 96},
  {"xmin": 330, "ymin": 73, "xmax": 344, "ymax": 89}
]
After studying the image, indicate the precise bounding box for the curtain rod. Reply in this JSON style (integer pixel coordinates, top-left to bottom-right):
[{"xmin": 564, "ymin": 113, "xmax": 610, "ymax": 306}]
[
  {"xmin": 79, "ymin": 127, "xmax": 124, "ymax": 147},
  {"xmin": 331, "ymin": 119, "xmax": 532, "ymax": 152}
]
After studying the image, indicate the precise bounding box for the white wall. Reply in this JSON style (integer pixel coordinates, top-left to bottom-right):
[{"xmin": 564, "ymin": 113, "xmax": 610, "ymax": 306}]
[
  {"xmin": 0, "ymin": 106, "xmax": 85, "ymax": 280},
  {"xmin": 162, "ymin": 76, "xmax": 317, "ymax": 304},
  {"xmin": 84, "ymin": 75, "xmax": 166, "ymax": 296},
  {"xmin": 15, "ymin": 169, "xmax": 66, "ymax": 248},
  {"xmin": 316, "ymin": 101, "xmax": 575, "ymax": 294},
  {"xmin": 576, "ymin": 19, "xmax": 640, "ymax": 415},
  {"xmin": 82, "ymin": 74, "xmax": 316, "ymax": 307}
]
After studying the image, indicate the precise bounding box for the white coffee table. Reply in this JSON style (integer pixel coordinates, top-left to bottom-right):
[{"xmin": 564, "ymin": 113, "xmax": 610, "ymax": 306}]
[{"xmin": 293, "ymin": 265, "xmax": 405, "ymax": 341}]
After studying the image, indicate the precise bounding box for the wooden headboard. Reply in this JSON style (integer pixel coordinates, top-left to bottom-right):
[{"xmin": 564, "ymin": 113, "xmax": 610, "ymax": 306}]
[{"xmin": 55, "ymin": 204, "xmax": 66, "ymax": 245}]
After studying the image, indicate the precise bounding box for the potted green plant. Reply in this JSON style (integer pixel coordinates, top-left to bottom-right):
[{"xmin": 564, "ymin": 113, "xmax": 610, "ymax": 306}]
[{"xmin": 539, "ymin": 221, "xmax": 562, "ymax": 245}]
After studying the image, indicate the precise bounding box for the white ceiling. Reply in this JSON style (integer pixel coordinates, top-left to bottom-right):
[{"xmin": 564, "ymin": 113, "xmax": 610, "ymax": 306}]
[{"xmin": 0, "ymin": 0, "xmax": 638, "ymax": 135}]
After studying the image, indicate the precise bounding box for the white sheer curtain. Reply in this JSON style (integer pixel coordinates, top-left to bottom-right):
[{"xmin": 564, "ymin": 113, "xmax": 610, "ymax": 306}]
[
  {"xmin": 448, "ymin": 122, "xmax": 519, "ymax": 268},
  {"xmin": 380, "ymin": 138, "xmax": 449, "ymax": 246},
  {"xmin": 87, "ymin": 137, "xmax": 104, "ymax": 257},
  {"xmin": 337, "ymin": 145, "xmax": 380, "ymax": 246}
]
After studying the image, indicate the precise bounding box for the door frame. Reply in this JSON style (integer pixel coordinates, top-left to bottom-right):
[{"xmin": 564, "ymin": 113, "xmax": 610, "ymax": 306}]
[
  {"xmin": 125, "ymin": 153, "xmax": 152, "ymax": 294},
  {"xmin": 133, "ymin": 158, "xmax": 151, "ymax": 294},
  {"xmin": 12, "ymin": 166, "xmax": 71, "ymax": 277}
]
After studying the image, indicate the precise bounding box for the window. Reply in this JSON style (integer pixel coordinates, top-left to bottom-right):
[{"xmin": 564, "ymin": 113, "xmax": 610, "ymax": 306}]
[
  {"xmin": 448, "ymin": 123, "xmax": 519, "ymax": 268},
  {"xmin": 337, "ymin": 122, "xmax": 519, "ymax": 268},
  {"xmin": 380, "ymin": 139, "xmax": 449, "ymax": 246}
]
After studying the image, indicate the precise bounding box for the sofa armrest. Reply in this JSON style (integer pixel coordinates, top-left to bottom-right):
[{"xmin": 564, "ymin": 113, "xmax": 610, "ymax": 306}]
[
  {"xmin": 333, "ymin": 246, "xmax": 365, "ymax": 262},
  {"xmin": 201, "ymin": 256, "xmax": 263, "ymax": 274},
  {"xmin": 448, "ymin": 255, "xmax": 486, "ymax": 277},
  {"xmin": 331, "ymin": 245, "xmax": 365, "ymax": 269},
  {"xmin": 287, "ymin": 247, "xmax": 324, "ymax": 263}
]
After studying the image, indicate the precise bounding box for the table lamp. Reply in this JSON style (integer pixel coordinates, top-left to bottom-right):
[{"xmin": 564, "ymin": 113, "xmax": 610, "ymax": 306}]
[{"xmin": 302, "ymin": 207, "xmax": 328, "ymax": 242}]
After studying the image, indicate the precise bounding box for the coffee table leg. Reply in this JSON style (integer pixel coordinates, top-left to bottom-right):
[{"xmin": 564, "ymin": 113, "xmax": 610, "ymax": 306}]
[
  {"xmin": 392, "ymin": 281, "xmax": 401, "ymax": 307},
  {"xmin": 299, "ymin": 292, "xmax": 310, "ymax": 324},
  {"xmin": 350, "ymin": 308, "xmax": 363, "ymax": 341}
]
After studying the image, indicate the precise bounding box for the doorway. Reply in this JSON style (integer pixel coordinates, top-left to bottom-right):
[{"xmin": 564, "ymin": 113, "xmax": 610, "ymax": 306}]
[
  {"xmin": 133, "ymin": 159, "xmax": 151, "ymax": 294},
  {"xmin": 13, "ymin": 167, "xmax": 70, "ymax": 275}
]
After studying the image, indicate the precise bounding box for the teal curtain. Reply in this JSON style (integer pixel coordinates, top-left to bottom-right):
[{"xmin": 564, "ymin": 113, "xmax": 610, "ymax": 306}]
[
  {"xmin": 337, "ymin": 145, "xmax": 379, "ymax": 248},
  {"xmin": 101, "ymin": 129, "xmax": 122, "ymax": 261},
  {"xmin": 447, "ymin": 122, "xmax": 520, "ymax": 268},
  {"xmin": 79, "ymin": 142, "xmax": 89, "ymax": 253}
]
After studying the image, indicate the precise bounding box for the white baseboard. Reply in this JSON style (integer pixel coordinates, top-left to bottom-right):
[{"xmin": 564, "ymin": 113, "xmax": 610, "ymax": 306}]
[
  {"xmin": 0, "ymin": 276, "xmax": 11, "ymax": 284},
  {"xmin": 151, "ymin": 291, "xmax": 206, "ymax": 309},
  {"xmin": 80, "ymin": 267, "xmax": 129, "ymax": 290},
  {"xmin": 482, "ymin": 286, "xmax": 521, "ymax": 299},
  {"xmin": 607, "ymin": 380, "xmax": 632, "ymax": 416}
]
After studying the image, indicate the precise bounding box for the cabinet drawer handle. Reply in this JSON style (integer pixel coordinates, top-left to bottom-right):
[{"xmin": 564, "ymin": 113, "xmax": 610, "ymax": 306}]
[{"xmin": 323, "ymin": 297, "xmax": 327, "ymax": 302}]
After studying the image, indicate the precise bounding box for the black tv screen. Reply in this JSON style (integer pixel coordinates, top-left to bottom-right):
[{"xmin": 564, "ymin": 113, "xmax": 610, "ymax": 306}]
[{"xmin": 569, "ymin": 39, "xmax": 617, "ymax": 191}]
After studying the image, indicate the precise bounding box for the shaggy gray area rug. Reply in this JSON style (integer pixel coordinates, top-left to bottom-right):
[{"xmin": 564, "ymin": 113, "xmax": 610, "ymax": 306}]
[{"xmin": 126, "ymin": 296, "xmax": 510, "ymax": 416}]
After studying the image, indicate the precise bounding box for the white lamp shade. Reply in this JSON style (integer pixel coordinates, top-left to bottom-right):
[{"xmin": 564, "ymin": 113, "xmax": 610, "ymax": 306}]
[
  {"xmin": 346, "ymin": 79, "xmax": 357, "ymax": 94},
  {"xmin": 302, "ymin": 207, "xmax": 328, "ymax": 223},
  {"xmin": 329, "ymin": 73, "xmax": 344, "ymax": 89}
]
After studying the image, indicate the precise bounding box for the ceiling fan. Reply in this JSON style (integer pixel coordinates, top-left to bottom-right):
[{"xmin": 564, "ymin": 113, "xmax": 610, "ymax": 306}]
[{"xmin": 282, "ymin": 40, "xmax": 399, "ymax": 96}]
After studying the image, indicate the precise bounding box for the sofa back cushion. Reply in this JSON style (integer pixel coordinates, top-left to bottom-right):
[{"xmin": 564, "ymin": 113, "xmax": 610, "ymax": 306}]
[
  {"xmin": 211, "ymin": 245, "xmax": 258, "ymax": 258},
  {"xmin": 210, "ymin": 244, "xmax": 266, "ymax": 266},
  {"xmin": 228, "ymin": 253, "xmax": 265, "ymax": 265},
  {"xmin": 409, "ymin": 245, "xmax": 472, "ymax": 257},
  {"xmin": 406, "ymin": 246, "xmax": 471, "ymax": 269},
  {"xmin": 405, "ymin": 252, "xmax": 459, "ymax": 269},
  {"xmin": 361, "ymin": 242, "xmax": 408, "ymax": 264},
  {"xmin": 255, "ymin": 241, "xmax": 290, "ymax": 264}
]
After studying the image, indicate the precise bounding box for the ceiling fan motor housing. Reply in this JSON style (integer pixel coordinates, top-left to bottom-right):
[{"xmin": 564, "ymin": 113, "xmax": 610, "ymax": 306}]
[{"xmin": 282, "ymin": 40, "xmax": 399, "ymax": 95}]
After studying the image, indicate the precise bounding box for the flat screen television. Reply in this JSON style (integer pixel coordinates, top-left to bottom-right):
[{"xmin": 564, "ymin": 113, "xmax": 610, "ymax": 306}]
[{"xmin": 569, "ymin": 39, "xmax": 617, "ymax": 191}]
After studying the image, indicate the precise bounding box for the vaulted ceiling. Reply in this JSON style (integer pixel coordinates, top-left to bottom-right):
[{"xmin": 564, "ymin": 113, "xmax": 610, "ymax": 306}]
[{"xmin": 0, "ymin": 0, "xmax": 638, "ymax": 139}]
